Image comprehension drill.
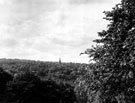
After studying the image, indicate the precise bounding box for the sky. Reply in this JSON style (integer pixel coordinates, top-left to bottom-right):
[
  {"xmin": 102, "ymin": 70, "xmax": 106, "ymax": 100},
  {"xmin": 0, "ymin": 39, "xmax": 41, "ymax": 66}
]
[{"xmin": 0, "ymin": 0, "xmax": 121, "ymax": 63}]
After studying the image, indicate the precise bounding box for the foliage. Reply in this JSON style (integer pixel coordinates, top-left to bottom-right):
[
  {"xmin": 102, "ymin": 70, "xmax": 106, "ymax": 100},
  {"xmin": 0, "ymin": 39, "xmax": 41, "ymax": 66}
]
[
  {"xmin": 0, "ymin": 67, "xmax": 13, "ymax": 89},
  {"xmin": 84, "ymin": 0, "xmax": 135, "ymax": 103},
  {"xmin": 74, "ymin": 64, "xmax": 101, "ymax": 103},
  {"xmin": 0, "ymin": 67, "xmax": 13, "ymax": 102},
  {"xmin": 0, "ymin": 70, "xmax": 76, "ymax": 103},
  {"xmin": 0, "ymin": 59, "xmax": 88, "ymax": 103},
  {"xmin": 0, "ymin": 59, "xmax": 88, "ymax": 84}
]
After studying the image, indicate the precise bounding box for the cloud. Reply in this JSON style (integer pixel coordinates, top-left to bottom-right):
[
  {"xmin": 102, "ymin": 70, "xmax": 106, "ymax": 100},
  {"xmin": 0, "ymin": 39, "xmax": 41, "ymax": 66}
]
[
  {"xmin": 0, "ymin": 0, "xmax": 121, "ymax": 63},
  {"xmin": 0, "ymin": 38, "xmax": 19, "ymax": 48},
  {"xmin": 69, "ymin": 0, "xmax": 113, "ymax": 4}
]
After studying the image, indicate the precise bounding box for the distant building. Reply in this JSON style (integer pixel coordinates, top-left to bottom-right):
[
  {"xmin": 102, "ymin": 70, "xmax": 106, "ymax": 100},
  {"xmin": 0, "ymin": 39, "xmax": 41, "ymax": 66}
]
[{"xmin": 59, "ymin": 58, "xmax": 61, "ymax": 64}]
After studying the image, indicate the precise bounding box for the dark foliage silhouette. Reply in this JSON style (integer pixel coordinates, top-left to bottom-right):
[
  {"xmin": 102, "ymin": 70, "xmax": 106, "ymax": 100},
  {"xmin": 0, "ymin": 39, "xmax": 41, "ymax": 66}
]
[
  {"xmin": 84, "ymin": 0, "xmax": 135, "ymax": 102},
  {"xmin": 0, "ymin": 67, "xmax": 13, "ymax": 102},
  {"xmin": 6, "ymin": 72, "xmax": 76, "ymax": 103}
]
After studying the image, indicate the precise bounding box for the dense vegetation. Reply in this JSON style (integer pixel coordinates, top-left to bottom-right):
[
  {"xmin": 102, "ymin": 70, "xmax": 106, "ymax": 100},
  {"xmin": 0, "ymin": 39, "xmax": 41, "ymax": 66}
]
[
  {"xmin": 0, "ymin": 65, "xmax": 77, "ymax": 103},
  {"xmin": 81, "ymin": 0, "xmax": 135, "ymax": 103},
  {"xmin": 0, "ymin": 58, "xmax": 88, "ymax": 84},
  {"xmin": 0, "ymin": 58, "xmax": 90, "ymax": 103},
  {"xmin": 1, "ymin": 0, "xmax": 135, "ymax": 103}
]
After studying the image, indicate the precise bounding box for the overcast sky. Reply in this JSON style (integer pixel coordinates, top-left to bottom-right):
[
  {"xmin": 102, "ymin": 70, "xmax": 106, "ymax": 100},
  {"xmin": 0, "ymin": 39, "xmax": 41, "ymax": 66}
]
[{"xmin": 0, "ymin": 0, "xmax": 121, "ymax": 63}]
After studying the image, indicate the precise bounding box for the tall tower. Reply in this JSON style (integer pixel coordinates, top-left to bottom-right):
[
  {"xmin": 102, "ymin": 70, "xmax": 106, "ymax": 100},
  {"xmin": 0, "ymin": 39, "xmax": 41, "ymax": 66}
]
[{"xmin": 59, "ymin": 58, "xmax": 61, "ymax": 64}]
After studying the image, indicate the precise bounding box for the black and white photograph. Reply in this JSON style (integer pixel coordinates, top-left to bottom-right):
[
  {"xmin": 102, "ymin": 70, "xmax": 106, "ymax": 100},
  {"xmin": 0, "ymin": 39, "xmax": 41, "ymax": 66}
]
[{"xmin": 1, "ymin": 0, "xmax": 135, "ymax": 103}]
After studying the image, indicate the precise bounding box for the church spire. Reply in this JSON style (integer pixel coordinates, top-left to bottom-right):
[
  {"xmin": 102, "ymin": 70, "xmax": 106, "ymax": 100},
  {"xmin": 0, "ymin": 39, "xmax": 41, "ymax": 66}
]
[{"xmin": 59, "ymin": 58, "xmax": 61, "ymax": 64}]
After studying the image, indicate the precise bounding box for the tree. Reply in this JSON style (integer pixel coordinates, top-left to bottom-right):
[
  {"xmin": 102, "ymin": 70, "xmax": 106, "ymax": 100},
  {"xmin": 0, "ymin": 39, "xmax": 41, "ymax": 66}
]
[
  {"xmin": 74, "ymin": 64, "xmax": 101, "ymax": 103},
  {"xmin": 84, "ymin": 0, "xmax": 135, "ymax": 103},
  {"xmin": 0, "ymin": 67, "xmax": 13, "ymax": 102},
  {"xmin": 0, "ymin": 67, "xmax": 13, "ymax": 89},
  {"xmin": 6, "ymin": 72, "xmax": 76, "ymax": 103}
]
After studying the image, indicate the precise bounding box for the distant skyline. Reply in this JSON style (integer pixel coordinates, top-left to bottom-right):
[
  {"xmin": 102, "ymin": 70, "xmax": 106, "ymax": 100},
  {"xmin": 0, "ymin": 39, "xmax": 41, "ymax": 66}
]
[{"xmin": 0, "ymin": 0, "xmax": 121, "ymax": 63}]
